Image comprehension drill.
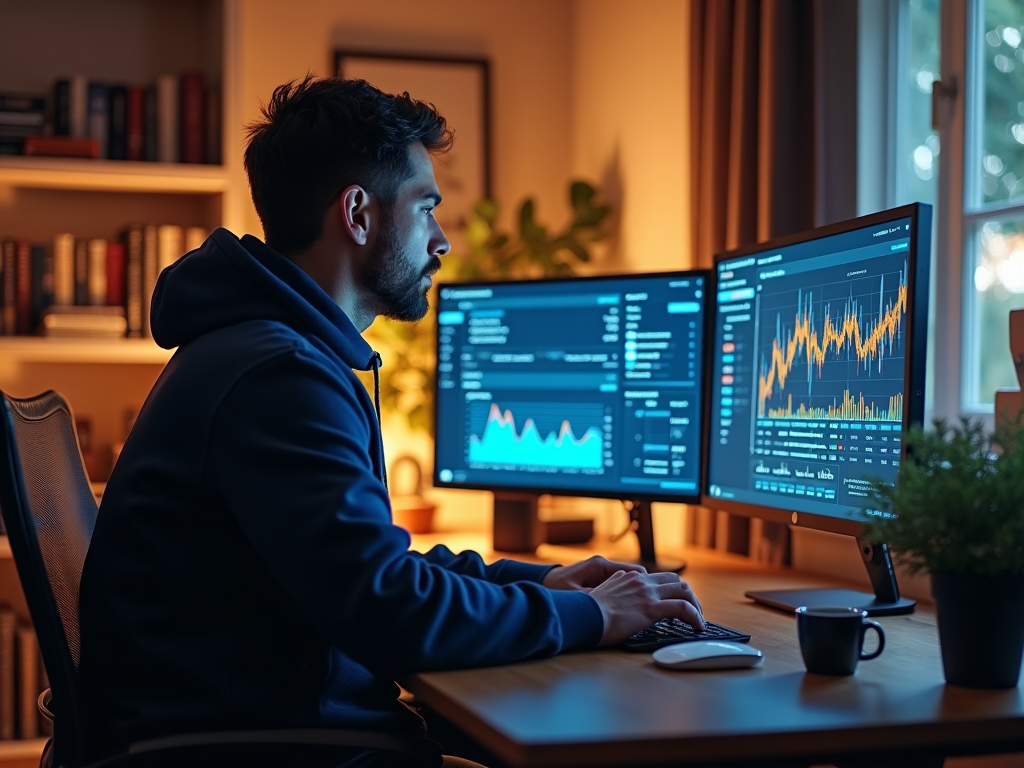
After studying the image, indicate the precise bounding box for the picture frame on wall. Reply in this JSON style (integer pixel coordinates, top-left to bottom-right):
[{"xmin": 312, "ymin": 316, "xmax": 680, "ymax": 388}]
[{"xmin": 334, "ymin": 50, "xmax": 491, "ymax": 238}]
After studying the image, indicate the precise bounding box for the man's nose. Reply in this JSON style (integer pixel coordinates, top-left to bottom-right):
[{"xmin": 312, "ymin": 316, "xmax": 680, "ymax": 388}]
[{"xmin": 433, "ymin": 221, "xmax": 451, "ymax": 257}]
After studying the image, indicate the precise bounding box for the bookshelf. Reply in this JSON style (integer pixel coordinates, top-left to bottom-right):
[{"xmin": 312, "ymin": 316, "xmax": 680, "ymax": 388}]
[
  {"xmin": 0, "ymin": 0, "xmax": 242, "ymax": 759},
  {"xmin": 0, "ymin": 156, "xmax": 231, "ymax": 194},
  {"xmin": 0, "ymin": 337, "xmax": 173, "ymax": 365}
]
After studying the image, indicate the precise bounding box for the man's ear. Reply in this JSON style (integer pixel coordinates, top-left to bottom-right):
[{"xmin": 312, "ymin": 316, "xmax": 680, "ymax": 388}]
[{"xmin": 338, "ymin": 185, "xmax": 373, "ymax": 246}]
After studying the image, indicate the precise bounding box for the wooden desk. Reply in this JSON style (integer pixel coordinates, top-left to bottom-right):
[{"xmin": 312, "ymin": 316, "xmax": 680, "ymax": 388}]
[{"xmin": 405, "ymin": 543, "xmax": 1024, "ymax": 768}]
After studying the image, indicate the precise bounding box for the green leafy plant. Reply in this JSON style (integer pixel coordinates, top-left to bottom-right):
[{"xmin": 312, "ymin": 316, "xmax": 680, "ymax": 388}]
[
  {"xmin": 362, "ymin": 180, "xmax": 610, "ymax": 433},
  {"xmin": 863, "ymin": 415, "xmax": 1024, "ymax": 576}
]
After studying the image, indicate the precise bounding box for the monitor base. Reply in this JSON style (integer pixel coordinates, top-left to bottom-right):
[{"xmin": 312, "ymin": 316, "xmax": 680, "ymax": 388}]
[{"xmin": 746, "ymin": 588, "xmax": 916, "ymax": 617}]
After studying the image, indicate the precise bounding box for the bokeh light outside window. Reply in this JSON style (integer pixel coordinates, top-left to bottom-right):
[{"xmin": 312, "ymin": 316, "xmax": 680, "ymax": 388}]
[{"xmin": 967, "ymin": 0, "xmax": 1024, "ymax": 406}]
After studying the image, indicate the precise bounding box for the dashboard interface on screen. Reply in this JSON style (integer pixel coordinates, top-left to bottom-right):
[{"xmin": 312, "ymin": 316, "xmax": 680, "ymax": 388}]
[
  {"xmin": 705, "ymin": 215, "xmax": 918, "ymax": 523},
  {"xmin": 433, "ymin": 273, "xmax": 707, "ymax": 500}
]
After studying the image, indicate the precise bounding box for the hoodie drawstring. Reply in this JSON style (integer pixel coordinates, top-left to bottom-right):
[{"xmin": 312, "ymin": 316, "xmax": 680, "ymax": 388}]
[{"xmin": 370, "ymin": 352, "xmax": 388, "ymax": 488}]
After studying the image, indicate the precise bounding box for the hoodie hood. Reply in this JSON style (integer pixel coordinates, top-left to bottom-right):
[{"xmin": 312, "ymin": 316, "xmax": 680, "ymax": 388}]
[{"xmin": 151, "ymin": 228, "xmax": 377, "ymax": 371}]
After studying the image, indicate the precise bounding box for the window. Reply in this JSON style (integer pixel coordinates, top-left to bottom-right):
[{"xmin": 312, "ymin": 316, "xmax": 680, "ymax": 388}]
[
  {"xmin": 876, "ymin": 0, "xmax": 1024, "ymax": 417},
  {"xmin": 962, "ymin": 0, "xmax": 1024, "ymax": 409}
]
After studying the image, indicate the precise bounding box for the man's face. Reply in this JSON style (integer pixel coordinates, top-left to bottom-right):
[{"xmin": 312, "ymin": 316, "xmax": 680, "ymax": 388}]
[{"xmin": 361, "ymin": 142, "xmax": 450, "ymax": 321}]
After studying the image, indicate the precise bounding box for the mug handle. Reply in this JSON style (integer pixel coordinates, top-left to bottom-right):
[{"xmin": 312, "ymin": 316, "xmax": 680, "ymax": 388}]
[{"xmin": 859, "ymin": 619, "xmax": 886, "ymax": 661}]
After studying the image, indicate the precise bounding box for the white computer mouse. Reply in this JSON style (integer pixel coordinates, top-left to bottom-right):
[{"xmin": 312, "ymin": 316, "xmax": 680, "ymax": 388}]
[{"xmin": 652, "ymin": 640, "xmax": 764, "ymax": 671}]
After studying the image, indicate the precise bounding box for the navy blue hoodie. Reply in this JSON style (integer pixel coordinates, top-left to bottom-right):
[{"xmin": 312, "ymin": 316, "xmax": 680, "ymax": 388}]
[{"xmin": 78, "ymin": 229, "xmax": 604, "ymax": 760}]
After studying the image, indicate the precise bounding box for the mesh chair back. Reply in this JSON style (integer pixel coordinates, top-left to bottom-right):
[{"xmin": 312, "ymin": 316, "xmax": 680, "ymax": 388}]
[{"xmin": 0, "ymin": 390, "xmax": 97, "ymax": 767}]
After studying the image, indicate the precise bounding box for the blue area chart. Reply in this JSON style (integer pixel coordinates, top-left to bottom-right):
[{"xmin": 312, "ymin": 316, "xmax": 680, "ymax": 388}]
[{"xmin": 469, "ymin": 403, "xmax": 603, "ymax": 470}]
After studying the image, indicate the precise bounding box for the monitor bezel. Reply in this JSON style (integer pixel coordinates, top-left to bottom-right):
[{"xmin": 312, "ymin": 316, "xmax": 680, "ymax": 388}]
[
  {"xmin": 432, "ymin": 268, "xmax": 712, "ymax": 504},
  {"xmin": 699, "ymin": 203, "xmax": 933, "ymax": 537}
]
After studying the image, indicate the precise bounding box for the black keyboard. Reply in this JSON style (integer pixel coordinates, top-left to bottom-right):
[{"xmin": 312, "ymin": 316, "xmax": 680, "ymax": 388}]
[{"xmin": 620, "ymin": 618, "xmax": 751, "ymax": 652}]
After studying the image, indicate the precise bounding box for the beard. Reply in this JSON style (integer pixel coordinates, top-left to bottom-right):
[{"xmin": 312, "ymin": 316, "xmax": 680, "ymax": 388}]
[{"xmin": 361, "ymin": 207, "xmax": 441, "ymax": 322}]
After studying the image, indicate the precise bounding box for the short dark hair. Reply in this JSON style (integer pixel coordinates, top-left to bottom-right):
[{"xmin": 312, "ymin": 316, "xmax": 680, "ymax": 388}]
[{"xmin": 244, "ymin": 75, "xmax": 453, "ymax": 255}]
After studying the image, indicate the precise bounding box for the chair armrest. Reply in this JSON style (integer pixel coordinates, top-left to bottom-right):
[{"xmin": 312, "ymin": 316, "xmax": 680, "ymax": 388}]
[{"xmin": 37, "ymin": 687, "xmax": 53, "ymax": 722}]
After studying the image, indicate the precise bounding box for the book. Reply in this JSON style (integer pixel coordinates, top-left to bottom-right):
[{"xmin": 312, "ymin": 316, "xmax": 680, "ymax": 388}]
[
  {"xmin": 157, "ymin": 224, "xmax": 183, "ymax": 273},
  {"xmin": 106, "ymin": 241, "xmax": 126, "ymax": 307},
  {"xmin": 87, "ymin": 82, "xmax": 109, "ymax": 159},
  {"xmin": 126, "ymin": 85, "xmax": 144, "ymax": 161},
  {"xmin": 52, "ymin": 233, "xmax": 75, "ymax": 306},
  {"xmin": 142, "ymin": 223, "xmax": 158, "ymax": 336},
  {"xmin": 23, "ymin": 136, "xmax": 100, "ymax": 159},
  {"xmin": 179, "ymin": 71, "xmax": 205, "ymax": 164},
  {"xmin": 40, "ymin": 306, "xmax": 127, "ymax": 338},
  {"xmin": 69, "ymin": 75, "xmax": 88, "ymax": 139},
  {"xmin": 0, "ymin": 122, "xmax": 43, "ymax": 140},
  {"xmin": 53, "ymin": 79, "xmax": 71, "ymax": 136},
  {"xmin": 123, "ymin": 224, "xmax": 143, "ymax": 337},
  {"xmin": 205, "ymin": 84, "xmax": 221, "ymax": 165},
  {"xmin": 143, "ymin": 84, "xmax": 158, "ymax": 162},
  {"xmin": 0, "ymin": 93, "xmax": 46, "ymax": 112},
  {"xmin": 107, "ymin": 85, "xmax": 128, "ymax": 161},
  {"xmin": 156, "ymin": 75, "xmax": 178, "ymax": 163},
  {"xmin": 30, "ymin": 243, "xmax": 52, "ymax": 333},
  {"xmin": 0, "ymin": 112, "xmax": 44, "ymax": 127},
  {"xmin": 0, "ymin": 607, "xmax": 15, "ymax": 740},
  {"xmin": 15, "ymin": 239, "xmax": 31, "ymax": 335},
  {"xmin": 16, "ymin": 625, "xmax": 38, "ymax": 739},
  {"xmin": 74, "ymin": 238, "xmax": 89, "ymax": 306},
  {"xmin": 0, "ymin": 240, "xmax": 13, "ymax": 335},
  {"xmin": 88, "ymin": 238, "xmax": 107, "ymax": 305},
  {"xmin": 185, "ymin": 226, "xmax": 208, "ymax": 253}
]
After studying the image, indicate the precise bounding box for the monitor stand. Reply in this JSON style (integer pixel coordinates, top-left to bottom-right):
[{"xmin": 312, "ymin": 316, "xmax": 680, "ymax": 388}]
[
  {"xmin": 620, "ymin": 500, "xmax": 686, "ymax": 574},
  {"xmin": 745, "ymin": 538, "xmax": 916, "ymax": 617}
]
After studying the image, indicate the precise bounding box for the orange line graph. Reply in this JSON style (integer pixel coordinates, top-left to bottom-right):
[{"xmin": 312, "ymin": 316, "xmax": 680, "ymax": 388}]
[{"xmin": 757, "ymin": 270, "xmax": 906, "ymax": 418}]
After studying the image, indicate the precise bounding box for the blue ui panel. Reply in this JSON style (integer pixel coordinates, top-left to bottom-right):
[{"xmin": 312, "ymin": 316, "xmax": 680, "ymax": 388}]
[
  {"xmin": 704, "ymin": 209, "xmax": 930, "ymax": 525},
  {"xmin": 434, "ymin": 272, "xmax": 708, "ymax": 502}
]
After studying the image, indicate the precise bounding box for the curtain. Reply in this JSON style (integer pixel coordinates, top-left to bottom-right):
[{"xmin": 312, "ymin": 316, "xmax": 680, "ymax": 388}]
[{"xmin": 687, "ymin": 0, "xmax": 858, "ymax": 564}]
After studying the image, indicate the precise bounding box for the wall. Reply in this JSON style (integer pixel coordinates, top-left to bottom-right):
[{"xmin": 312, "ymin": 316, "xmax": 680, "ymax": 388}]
[
  {"xmin": 233, "ymin": 0, "xmax": 576, "ymax": 239},
  {"xmin": 569, "ymin": 0, "xmax": 691, "ymax": 274}
]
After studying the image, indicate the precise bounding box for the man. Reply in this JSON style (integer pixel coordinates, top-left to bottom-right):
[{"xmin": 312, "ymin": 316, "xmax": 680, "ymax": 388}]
[{"xmin": 78, "ymin": 76, "xmax": 704, "ymax": 768}]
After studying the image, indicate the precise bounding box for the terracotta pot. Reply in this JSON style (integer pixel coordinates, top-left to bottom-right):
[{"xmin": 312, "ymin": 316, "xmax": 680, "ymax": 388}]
[{"xmin": 388, "ymin": 454, "xmax": 436, "ymax": 534}]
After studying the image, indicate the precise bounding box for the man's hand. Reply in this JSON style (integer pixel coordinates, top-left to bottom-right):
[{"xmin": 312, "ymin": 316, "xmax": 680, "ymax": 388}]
[
  {"xmin": 587, "ymin": 570, "xmax": 704, "ymax": 647},
  {"xmin": 542, "ymin": 555, "xmax": 647, "ymax": 591}
]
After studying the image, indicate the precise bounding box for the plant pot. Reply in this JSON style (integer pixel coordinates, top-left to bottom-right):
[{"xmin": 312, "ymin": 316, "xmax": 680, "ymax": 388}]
[
  {"xmin": 391, "ymin": 500, "xmax": 437, "ymax": 534},
  {"xmin": 932, "ymin": 572, "xmax": 1024, "ymax": 688}
]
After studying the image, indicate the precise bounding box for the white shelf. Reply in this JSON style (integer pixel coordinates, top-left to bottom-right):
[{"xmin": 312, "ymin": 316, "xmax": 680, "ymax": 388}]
[
  {"xmin": 0, "ymin": 156, "xmax": 229, "ymax": 194},
  {"xmin": 0, "ymin": 337, "xmax": 173, "ymax": 364}
]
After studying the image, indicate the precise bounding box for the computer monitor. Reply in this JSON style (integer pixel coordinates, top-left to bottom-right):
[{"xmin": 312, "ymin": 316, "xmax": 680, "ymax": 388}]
[
  {"xmin": 434, "ymin": 270, "xmax": 709, "ymax": 571},
  {"xmin": 702, "ymin": 203, "xmax": 932, "ymax": 616}
]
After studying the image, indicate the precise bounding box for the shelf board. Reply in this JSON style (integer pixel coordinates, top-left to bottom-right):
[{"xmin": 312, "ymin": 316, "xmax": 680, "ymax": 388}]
[
  {"xmin": 0, "ymin": 738, "xmax": 47, "ymax": 760},
  {"xmin": 0, "ymin": 337, "xmax": 173, "ymax": 364},
  {"xmin": 0, "ymin": 156, "xmax": 228, "ymax": 194}
]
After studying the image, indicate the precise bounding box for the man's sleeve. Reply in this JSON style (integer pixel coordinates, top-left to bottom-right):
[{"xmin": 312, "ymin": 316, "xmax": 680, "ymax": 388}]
[
  {"xmin": 206, "ymin": 348, "xmax": 604, "ymax": 678},
  {"xmin": 416, "ymin": 545, "xmax": 557, "ymax": 585}
]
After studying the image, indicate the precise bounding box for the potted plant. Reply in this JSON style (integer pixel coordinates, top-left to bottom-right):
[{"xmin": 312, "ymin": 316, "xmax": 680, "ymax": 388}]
[{"xmin": 863, "ymin": 415, "xmax": 1024, "ymax": 688}]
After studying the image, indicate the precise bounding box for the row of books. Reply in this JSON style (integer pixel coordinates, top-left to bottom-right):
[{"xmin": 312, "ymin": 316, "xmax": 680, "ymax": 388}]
[
  {"xmin": 0, "ymin": 71, "xmax": 220, "ymax": 163},
  {"xmin": 0, "ymin": 225, "xmax": 207, "ymax": 338},
  {"xmin": 0, "ymin": 607, "xmax": 49, "ymax": 741}
]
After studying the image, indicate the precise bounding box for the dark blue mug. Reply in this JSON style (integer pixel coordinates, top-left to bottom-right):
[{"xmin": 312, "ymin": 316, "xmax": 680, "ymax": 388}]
[{"xmin": 796, "ymin": 606, "xmax": 885, "ymax": 675}]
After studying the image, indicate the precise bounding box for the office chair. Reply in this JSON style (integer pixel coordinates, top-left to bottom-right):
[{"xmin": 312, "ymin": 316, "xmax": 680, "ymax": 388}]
[{"xmin": 0, "ymin": 389, "xmax": 438, "ymax": 768}]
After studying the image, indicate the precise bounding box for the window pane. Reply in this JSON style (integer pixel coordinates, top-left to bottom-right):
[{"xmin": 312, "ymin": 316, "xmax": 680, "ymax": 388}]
[
  {"xmin": 978, "ymin": 0, "xmax": 1024, "ymax": 205},
  {"xmin": 899, "ymin": 0, "xmax": 941, "ymax": 206},
  {"xmin": 970, "ymin": 217, "xmax": 1024, "ymax": 404}
]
